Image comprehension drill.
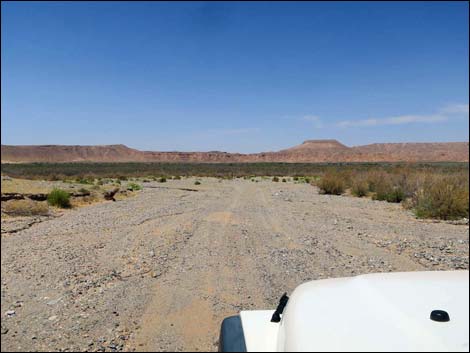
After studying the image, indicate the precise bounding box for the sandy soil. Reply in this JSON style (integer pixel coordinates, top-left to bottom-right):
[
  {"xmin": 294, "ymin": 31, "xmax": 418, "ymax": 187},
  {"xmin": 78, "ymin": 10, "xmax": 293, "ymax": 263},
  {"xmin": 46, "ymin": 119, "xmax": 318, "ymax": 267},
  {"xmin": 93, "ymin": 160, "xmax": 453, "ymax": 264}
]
[{"xmin": 1, "ymin": 178, "xmax": 468, "ymax": 352}]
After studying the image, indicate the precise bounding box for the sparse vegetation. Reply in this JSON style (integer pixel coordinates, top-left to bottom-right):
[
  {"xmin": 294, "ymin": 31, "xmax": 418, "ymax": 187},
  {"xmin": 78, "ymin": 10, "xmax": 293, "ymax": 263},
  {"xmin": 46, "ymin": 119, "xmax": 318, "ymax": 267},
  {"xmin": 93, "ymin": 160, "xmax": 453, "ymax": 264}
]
[
  {"xmin": 3, "ymin": 199, "xmax": 49, "ymax": 216},
  {"xmin": 127, "ymin": 182, "xmax": 142, "ymax": 191},
  {"xmin": 78, "ymin": 187, "xmax": 90, "ymax": 194},
  {"xmin": 76, "ymin": 177, "xmax": 94, "ymax": 185},
  {"xmin": 2, "ymin": 162, "xmax": 468, "ymax": 220},
  {"xmin": 47, "ymin": 189, "xmax": 71, "ymax": 208}
]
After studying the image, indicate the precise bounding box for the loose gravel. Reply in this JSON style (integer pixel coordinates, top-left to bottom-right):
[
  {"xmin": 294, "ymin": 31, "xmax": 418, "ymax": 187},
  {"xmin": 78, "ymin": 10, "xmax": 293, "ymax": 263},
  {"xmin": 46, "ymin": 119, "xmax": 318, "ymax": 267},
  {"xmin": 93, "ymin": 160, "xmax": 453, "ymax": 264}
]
[{"xmin": 1, "ymin": 177, "xmax": 468, "ymax": 352}]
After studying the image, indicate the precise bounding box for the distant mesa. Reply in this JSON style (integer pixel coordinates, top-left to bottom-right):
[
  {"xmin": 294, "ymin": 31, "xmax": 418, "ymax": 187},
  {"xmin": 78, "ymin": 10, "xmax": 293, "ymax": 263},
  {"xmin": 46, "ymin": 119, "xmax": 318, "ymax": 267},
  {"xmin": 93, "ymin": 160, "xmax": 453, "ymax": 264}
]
[
  {"xmin": 281, "ymin": 139, "xmax": 349, "ymax": 152},
  {"xmin": 1, "ymin": 140, "xmax": 468, "ymax": 163}
]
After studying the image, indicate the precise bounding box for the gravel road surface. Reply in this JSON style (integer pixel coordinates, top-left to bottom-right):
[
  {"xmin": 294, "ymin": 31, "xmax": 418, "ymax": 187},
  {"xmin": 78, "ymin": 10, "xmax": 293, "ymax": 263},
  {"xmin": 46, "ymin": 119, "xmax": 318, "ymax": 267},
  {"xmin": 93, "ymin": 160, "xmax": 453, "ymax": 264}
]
[{"xmin": 1, "ymin": 178, "xmax": 468, "ymax": 351}]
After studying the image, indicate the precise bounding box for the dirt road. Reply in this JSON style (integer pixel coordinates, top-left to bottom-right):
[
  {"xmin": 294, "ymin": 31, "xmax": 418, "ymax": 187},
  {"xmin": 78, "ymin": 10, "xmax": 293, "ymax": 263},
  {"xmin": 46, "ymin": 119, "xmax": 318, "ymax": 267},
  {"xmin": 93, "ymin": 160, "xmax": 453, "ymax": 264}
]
[{"xmin": 1, "ymin": 178, "xmax": 468, "ymax": 352}]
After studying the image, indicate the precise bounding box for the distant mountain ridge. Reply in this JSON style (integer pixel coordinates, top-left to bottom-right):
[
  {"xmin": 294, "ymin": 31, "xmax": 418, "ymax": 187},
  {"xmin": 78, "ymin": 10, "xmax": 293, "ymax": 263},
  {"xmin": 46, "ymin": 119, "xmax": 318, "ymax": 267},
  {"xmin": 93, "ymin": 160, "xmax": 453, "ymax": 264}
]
[{"xmin": 1, "ymin": 140, "xmax": 468, "ymax": 163}]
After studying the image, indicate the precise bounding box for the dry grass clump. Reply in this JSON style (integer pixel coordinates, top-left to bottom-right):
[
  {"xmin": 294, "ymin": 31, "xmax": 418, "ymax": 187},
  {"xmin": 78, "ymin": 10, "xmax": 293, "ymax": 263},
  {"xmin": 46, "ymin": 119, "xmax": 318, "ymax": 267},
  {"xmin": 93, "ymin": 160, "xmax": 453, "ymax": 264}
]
[
  {"xmin": 3, "ymin": 199, "xmax": 49, "ymax": 216},
  {"xmin": 316, "ymin": 172, "xmax": 346, "ymax": 195},
  {"xmin": 372, "ymin": 179, "xmax": 405, "ymax": 203},
  {"xmin": 412, "ymin": 175, "xmax": 469, "ymax": 220},
  {"xmin": 364, "ymin": 170, "xmax": 388, "ymax": 193},
  {"xmin": 350, "ymin": 176, "xmax": 369, "ymax": 197}
]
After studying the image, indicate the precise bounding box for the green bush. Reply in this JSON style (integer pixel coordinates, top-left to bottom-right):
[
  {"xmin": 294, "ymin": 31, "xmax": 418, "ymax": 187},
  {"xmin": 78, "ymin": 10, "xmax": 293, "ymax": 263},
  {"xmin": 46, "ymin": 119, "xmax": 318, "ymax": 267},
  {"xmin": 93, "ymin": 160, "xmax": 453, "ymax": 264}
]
[
  {"xmin": 293, "ymin": 176, "xmax": 299, "ymax": 181},
  {"xmin": 47, "ymin": 188, "xmax": 71, "ymax": 208},
  {"xmin": 317, "ymin": 173, "xmax": 345, "ymax": 195},
  {"xmin": 159, "ymin": 177, "xmax": 167, "ymax": 183},
  {"xmin": 282, "ymin": 178, "xmax": 287, "ymax": 182},
  {"xmin": 413, "ymin": 177, "xmax": 469, "ymax": 220},
  {"xmin": 272, "ymin": 176, "xmax": 279, "ymax": 182},
  {"xmin": 194, "ymin": 180, "xmax": 201, "ymax": 185},
  {"xmin": 127, "ymin": 182, "xmax": 142, "ymax": 191}
]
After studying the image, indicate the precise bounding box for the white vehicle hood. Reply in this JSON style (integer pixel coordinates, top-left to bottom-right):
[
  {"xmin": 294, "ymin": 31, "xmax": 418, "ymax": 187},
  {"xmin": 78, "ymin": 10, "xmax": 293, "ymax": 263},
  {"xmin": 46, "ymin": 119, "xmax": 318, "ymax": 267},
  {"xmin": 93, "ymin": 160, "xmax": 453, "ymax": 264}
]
[{"xmin": 240, "ymin": 271, "xmax": 469, "ymax": 352}]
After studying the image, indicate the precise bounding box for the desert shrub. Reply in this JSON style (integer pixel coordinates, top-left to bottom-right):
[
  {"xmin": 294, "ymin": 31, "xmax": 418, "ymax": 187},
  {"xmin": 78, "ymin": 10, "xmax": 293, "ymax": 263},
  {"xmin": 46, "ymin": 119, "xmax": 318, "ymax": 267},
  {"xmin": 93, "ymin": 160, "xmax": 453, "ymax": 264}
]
[
  {"xmin": 78, "ymin": 187, "xmax": 90, "ymax": 194},
  {"xmin": 397, "ymin": 172, "xmax": 428, "ymax": 199},
  {"xmin": 194, "ymin": 180, "xmax": 201, "ymax": 185},
  {"xmin": 366, "ymin": 171, "xmax": 388, "ymax": 193},
  {"xmin": 293, "ymin": 176, "xmax": 299, "ymax": 181},
  {"xmin": 47, "ymin": 189, "xmax": 71, "ymax": 208},
  {"xmin": 317, "ymin": 173, "xmax": 346, "ymax": 195},
  {"xmin": 3, "ymin": 199, "xmax": 49, "ymax": 216},
  {"xmin": 158, "ymin": 177, "xmax": 167, "ymax": 183},
  {"xmin": 373, "ymin": 180, "xmax": 405, "ymax": 203},
  {"xmin": 127, "ymin": 183, "xmax": 142, "ymax": 191},
  {"xmin": 2, "ymin": 162, "xmax": 467, "ymax": 179},
  {"xmin": 304, "ymin": 177, "xmax": 310, "ymax": 183},
  {"xmin": 413, "ymin": 176, "xmax": 469, "ymax": 220},
  {"xmin": 385, "ymin": 188, "xmax": 405, "ymax": 203},
  {"xmin": 272, "ymin": 176, "xmax": 279, "ymax": 182},
  {"xmin": 96, "ymin": 179, "xmax": 104, "ymax": 185},
  {"xmin": 282, "ymin": 178, "xmax": 287, "ymax": 182},
  {"xmin": 173, "ymin": 175, "xmax": 181, "ymax": 180},
  {"xmin": 351, "ymin": 178, "xmax": 369, "ymax": 197}
]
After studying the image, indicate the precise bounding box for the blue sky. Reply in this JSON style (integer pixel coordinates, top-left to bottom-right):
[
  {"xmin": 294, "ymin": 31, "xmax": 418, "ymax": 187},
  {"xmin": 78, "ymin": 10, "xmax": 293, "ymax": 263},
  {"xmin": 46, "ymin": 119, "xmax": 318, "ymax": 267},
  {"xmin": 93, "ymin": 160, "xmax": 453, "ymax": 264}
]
[{"xmin": 1, "ymin": 1, "xmax": 468, "ymax": 153}]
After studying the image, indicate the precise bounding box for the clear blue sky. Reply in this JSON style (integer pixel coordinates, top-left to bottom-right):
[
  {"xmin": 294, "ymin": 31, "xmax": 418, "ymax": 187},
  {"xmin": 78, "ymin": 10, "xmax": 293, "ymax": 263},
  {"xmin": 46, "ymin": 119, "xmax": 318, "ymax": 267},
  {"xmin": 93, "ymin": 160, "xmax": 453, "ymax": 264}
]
[{"xmin": 2, "ymin": 1, "xmax": 469, "ymax": 153}]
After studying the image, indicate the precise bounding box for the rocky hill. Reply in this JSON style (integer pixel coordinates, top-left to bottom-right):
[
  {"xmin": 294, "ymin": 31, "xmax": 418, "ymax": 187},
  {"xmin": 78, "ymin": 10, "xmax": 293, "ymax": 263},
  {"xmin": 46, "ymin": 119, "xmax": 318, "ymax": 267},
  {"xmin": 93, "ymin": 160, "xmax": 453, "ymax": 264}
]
[{"xmin": 1, "ymin": 140, "xmax": 468, "ymax": 163}]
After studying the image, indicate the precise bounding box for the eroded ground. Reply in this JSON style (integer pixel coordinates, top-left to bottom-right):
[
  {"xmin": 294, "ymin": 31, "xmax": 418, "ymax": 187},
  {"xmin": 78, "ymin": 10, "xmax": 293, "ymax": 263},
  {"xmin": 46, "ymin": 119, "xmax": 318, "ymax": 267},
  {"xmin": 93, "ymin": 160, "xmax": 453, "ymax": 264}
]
[{"xmin": 1, "ymin": 178, "xmax": 468, "ymax": 352}]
